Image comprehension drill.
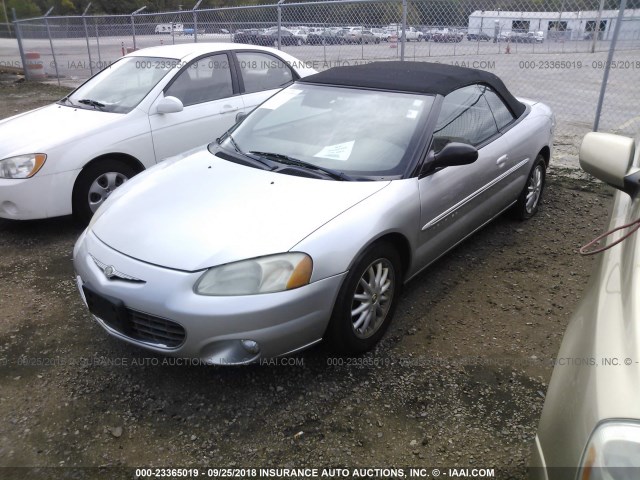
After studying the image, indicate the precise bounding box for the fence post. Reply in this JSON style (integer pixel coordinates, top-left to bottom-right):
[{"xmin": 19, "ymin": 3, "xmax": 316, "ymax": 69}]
[
  {"xmin": 591, "ymin": 0, "xmax": 605, "ymax": 53},
  {"xmin": 277, "ymin": 0, "xmax": 284, "ymax": 50},
  {"xmin": 193, "ymin": 0, "xmax": 202, "ymax": 43},
  {"xmin": 400, "ymin": 0, "xmax": 407, "ymax": 61},
  {"xmin": 131, "ymin": 6, "xmax": 147, "ymax": 51},
  {"xmin": 82, "ymin": 3, "xmax": 94, "ymax": 76},
  {"xmin": 594, "ymin": 0, "xmax": 627, "ymax": 132},
  {"xmin": 94, "ymin": 18, "xmax": 101, "ymax": 65},
  {"xmin": 131, "ymin": 15, "xmax": 136, "ymax": 50},
  {"xmin": 43, "ymin": 8, "xmax": 61, "ymax": 86},
  {"xmin": 11, "ymin": 9, "xmax": 28, "ymax": 80}
]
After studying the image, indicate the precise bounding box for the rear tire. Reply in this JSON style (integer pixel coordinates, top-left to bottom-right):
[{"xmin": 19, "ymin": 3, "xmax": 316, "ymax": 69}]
[
  {"xmin": 327, "ymin": 242, "xmax": 402, "ymax": 354},
  {"xmin": 72, "ymin": 159, "xmax": 137, "ymax": 225}
]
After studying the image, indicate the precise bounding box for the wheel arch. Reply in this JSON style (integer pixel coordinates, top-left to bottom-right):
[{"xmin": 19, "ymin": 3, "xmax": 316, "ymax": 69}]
[
  {"xmin": 347, "ymin": 231, "xmax": 412, "ymax": 283},
  {"xmin": 538, "ymin": 145, "xmax": 551, "ymax": 167},
  {"xmin": 71, "ymin": 153, "xmax": 146, "ymax": 212}
]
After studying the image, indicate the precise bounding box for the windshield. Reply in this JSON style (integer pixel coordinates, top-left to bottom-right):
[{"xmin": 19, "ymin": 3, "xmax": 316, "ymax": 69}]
[
  {"xmin": 63, "ymin": 56, "xmax": 176, "ymax": 114},
  {"xmin": 223, "ymin": 84, "xmax": 433, "ymax": 178}
]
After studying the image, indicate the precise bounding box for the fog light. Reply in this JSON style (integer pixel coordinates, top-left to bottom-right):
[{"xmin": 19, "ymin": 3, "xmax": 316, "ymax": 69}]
[{"xmin": 241, "ymin": 340, "xmax": 260, "ymax": 354}]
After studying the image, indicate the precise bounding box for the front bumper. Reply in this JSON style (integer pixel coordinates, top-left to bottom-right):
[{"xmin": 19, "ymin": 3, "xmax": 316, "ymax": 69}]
[
  {"xmin": 73, "ymin": 230, "xmax": 345, "ymax": 364},
  {"xmin": 0, "ymin": 169, "xmax": 78, "ymax": 219}
]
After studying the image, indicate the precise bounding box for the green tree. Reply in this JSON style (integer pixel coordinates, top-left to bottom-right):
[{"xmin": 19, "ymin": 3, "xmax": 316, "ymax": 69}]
[{"xmin": 4, "ymin": 0, "xmax": 41, "ymax": 20}]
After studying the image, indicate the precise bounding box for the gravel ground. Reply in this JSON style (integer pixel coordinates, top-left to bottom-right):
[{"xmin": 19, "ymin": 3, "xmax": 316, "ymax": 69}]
[{"xmin": 0, "ymin": 79, "xmax": 613, "ymax": 479}]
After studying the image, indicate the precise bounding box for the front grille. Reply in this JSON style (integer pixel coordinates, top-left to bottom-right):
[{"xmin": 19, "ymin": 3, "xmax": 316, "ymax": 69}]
[
  {"xmin": 127, "ymin": 310, "xmax": 186, "ymax": 348},
  {"xmin": 98, "ymin": 308, "xmax": 186, "ymax": 349}
]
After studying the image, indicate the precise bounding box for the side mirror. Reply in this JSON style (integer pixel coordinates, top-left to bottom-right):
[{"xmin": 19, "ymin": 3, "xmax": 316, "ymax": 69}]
[
  {"xmin": 156, "ymin": 96, "xmax": 184, "ymax": 114},
  {"xmin": 580, "ymin": 132, "xmax": 638, "ymax": 194},
  {"xmin": 422, "ymin": 142, "xmax": 478, "ymax": 176}
]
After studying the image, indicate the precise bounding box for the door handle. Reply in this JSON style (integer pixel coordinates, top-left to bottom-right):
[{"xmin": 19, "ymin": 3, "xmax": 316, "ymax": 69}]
[
  {"xmin": 496, "ymin": 154, "xmax": 508, "ymax": 167},
  {"xmin": 220, "ymin": 106, "xmax": 240, "ymax": 114}
]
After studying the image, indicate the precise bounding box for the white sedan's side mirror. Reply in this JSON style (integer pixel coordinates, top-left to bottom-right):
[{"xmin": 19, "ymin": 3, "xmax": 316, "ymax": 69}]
[
  {"xmin": 580, "ymin": 132, "xmax": 638, "ymax": 194},
  {"xmin": 156, "ymin": 96, "xmax": 184, "ymax": 114}
]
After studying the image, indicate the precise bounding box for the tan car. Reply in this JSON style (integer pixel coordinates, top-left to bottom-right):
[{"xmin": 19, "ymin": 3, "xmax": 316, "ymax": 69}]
[{"xmin": 530, "ymin": 132, "xmax": 640, "ymax": 479}]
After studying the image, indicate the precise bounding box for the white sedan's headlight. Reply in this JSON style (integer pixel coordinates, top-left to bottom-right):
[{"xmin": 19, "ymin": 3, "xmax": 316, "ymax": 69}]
[
  {"xmin": 194, "ymin": 253, "xmax": 313, "ymax": 296},
  {"xmin": 578, "ymin": 421, "xmax": 640, "ymax": 479},
  {"xmin": 0, "ymin": 154, "xmax": 47, "ymax": 179}
]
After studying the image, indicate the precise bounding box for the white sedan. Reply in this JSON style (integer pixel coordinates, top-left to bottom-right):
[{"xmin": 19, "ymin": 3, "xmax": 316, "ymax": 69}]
[{"xmin": 0, "ymin": 43, "xmax": 315, "ymax": 223}]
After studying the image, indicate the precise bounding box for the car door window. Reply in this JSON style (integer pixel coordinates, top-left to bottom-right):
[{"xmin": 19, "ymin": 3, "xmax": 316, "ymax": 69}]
[
  {"xmin": 432, "ymin": 84, "xmax": 499, "ymax": 152},
  {"xmin": 166, "ymin": 53, "xmax": 232, "ymax": 107},
  {"xmin": 482, "ymin": 86, "xmax": 516, "ymax": 130},
  {"xmin": 236, "ymin": 52, "xmax": 294, "ymax": 94}
]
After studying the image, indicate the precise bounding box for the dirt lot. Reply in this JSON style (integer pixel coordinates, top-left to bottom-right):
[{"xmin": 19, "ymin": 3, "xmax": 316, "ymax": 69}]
[{"xmin": 0, "ymin": 80, "xmax": 613, "ymax": 479}]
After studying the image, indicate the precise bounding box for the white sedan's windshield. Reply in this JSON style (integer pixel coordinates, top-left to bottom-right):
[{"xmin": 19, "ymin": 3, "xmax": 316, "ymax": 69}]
[
  {"xmin": 65, "ymin": 57, "xmax": 176, "ymax": 114},
  {"xmin": 227, "ymin": 84, "xmax": 434, "ymax": 177}
]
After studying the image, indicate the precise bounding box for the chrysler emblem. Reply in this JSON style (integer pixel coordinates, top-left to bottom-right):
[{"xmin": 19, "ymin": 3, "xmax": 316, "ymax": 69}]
[{"xmin": 90, "ymin": 254, "xmax": 144, "ymax": 283}]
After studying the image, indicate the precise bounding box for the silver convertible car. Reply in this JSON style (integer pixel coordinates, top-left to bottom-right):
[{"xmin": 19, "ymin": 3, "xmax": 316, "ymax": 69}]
[{"xmin": 73, "ymin": 62, "xmax": 555, "ymax": 364}]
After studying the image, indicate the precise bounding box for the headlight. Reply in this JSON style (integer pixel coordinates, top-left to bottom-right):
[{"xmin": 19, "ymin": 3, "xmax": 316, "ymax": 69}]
[
  {"xmin": 0, "ymin": 154, "xmax": 47, "ymax": 179},
  {"xmin": 194, "ymin": 253, "xmax": 313, "ymax": 296},
  {"xmin": 578, "ymin": 421, "xmax": 640, "ymax": 480}
]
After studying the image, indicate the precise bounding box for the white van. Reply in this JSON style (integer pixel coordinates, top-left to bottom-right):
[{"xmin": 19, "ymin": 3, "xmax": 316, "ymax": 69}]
[{"xmin": 155, "ymin": 23, "xmax": 184, "ymax": 34}]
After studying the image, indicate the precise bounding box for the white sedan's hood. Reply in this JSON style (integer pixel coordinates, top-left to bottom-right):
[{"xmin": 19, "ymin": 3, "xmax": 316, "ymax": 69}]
[
  {"xmin": 0, "ymin": 104, "xmax": 123, "ymax": 156},
  {"xmin": 92, "ymin": 151, "xmax": 389, "ymax": 271}
]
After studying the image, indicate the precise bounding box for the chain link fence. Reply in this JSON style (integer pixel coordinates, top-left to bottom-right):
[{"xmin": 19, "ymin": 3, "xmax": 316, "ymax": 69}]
[{"xmin": 3, "ymin": 0, "xmax": 640, "ymax": 161}]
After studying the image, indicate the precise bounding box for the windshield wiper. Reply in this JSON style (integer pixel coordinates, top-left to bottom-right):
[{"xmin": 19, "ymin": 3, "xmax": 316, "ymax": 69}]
[
  {"xmin": 248, "ymin": 151, "xmax": 354, "ymax": 181},
  {"xmin": 77, "ymin": 99, "xmax": 106, "ymax": 110},
  {"xmin": 216, "ymin": 133, "xmax": 275, "ymax": 171}
]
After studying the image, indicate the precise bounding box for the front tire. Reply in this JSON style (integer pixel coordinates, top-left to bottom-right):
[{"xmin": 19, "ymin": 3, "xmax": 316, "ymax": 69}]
[
  {"xmin": 72, "ymin": 159, "xmax": 137, "ymax": 225},
  {"xmin": 327, "ymin": 242, "xmax": 402, "ymax": 353},
  {"xmin": 512, "ymin": 155, "xmax": 546, "ymax": 220}
]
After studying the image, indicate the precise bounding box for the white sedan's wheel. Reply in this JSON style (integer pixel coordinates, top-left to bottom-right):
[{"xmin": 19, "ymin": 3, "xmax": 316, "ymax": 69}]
[{"xmin": 73, "ymin": 159, "xmax": 137, "ymax": 225}]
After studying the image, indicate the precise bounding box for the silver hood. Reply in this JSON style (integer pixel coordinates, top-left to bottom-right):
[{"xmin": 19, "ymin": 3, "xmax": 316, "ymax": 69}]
[{"xmin": 92, "ymin": 150, "xmax": 389, "ymax": 271}]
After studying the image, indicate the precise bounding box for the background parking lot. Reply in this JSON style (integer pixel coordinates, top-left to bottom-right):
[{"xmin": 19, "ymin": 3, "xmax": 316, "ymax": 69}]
[{"xmin": 0, "ymin": 81, "xmax": 615, "ymax": 477}]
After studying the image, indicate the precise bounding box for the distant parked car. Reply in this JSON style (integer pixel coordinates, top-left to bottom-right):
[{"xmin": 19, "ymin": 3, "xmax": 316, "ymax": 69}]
[
  {"xmin": 511, "ymin": 32, "xmax": 537, "ymax": 43},
  {"xmin": 233, "ymin": 29, "xmax": 261, "ymax": 44},
  {"xmin": 155, "ymin": 23, "xmax": 183, "ymax": 34},
  {"xmin": 256, "ymin": 29, "xmax": 303, "ymax": 47},
  {"xmin": 0, "ymin": 44, "xmax": 315, "ymax": 222},
  {"xmin": 385, "ymin": 25, "xmax": 423, "ymax": 41},
  {"xmin": 353, "ymin": 30, "xmax": 381, "ymax": 44},
  {"xmin": 306, "ymin": 29, "xmax": 346, "ymax": 45},
  {"xmin": 498, "ymin": 31, "xmax": 514, "ymax": 42},
  {"xmin": 467, "ymin": 31, "xmax": 491, "ymax": 41},
  {"xmin": 530, "ymin": 132, "xmax": 640, "ymax": 479},
  {"xmin": 290, "ymin": 29, "xmax": 309, "ymax": 44},
  {"xmin": 207, "ymin": 28, "xmax": 232, "ymax": 41},
  {"xmin": 73, "ymin": 61, "xmax": 554, "ymax": 365},
  {"xmin": 370, "ymin": 28, "xmax": 388, "ymax": 41},
  {"xmin": 183, "ymin": 27, "xmax": 205, "ymax": 36},
  {"xmin": 432, "ymin": 29, "xmax": 463, "ymax": 42}
]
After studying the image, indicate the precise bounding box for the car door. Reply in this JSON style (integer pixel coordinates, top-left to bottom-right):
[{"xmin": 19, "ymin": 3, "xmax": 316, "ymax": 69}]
[
  {"xmin": 234, "ymin": 51, "xmax": 296, "ymax": 117},
  {"xmin": 481, "ymin": 85, "xmax": 533, "ymax": 202},
  {"xmin": 415, "ymin": 84, "xmax": 512, "ymax": 268},
  {"xmin": 148, "ymin": 52, "xmax": 242, "ymax": 161}
]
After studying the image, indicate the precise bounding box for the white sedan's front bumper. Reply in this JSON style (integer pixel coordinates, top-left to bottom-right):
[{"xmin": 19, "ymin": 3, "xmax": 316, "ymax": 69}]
[
  {"xmin": 73, "ymin": 229, "xmax": 345, "ymax": 364},
  {"xmin": 0, "ymin": 169, "xmax": 78, "ymax": 219}
]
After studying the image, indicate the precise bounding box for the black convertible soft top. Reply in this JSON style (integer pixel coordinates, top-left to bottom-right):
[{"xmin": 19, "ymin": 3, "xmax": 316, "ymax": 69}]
[{"xmin": 298, "ymin": 61, "xmax": 526, "ymax": 118}]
